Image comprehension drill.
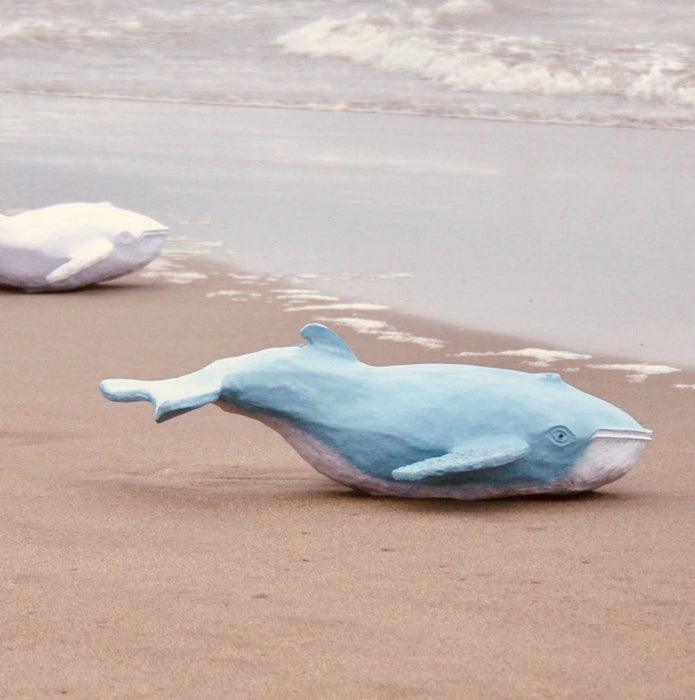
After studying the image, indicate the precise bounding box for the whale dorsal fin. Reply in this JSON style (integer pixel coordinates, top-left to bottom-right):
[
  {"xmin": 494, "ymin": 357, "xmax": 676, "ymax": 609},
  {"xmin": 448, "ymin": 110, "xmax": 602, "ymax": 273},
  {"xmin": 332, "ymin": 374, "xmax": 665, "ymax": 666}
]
[{"xmin": 300, "ymin": 323, "xmax": 357, "ymax": 360}]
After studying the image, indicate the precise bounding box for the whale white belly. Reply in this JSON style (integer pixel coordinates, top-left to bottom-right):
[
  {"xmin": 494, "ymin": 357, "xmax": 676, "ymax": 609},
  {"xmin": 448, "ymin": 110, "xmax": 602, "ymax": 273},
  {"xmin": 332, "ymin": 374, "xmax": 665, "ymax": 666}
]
[{"xmin": 252, "ymin": 415, "xmax": 583, "ymax": 500}]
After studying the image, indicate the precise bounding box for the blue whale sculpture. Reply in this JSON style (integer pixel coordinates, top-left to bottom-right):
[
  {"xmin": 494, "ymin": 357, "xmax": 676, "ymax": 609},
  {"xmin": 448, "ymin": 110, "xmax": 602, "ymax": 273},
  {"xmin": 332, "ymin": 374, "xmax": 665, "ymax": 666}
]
[{"xmin": 100, "ymin": 324, "xmax": 651, "ymax": 500}]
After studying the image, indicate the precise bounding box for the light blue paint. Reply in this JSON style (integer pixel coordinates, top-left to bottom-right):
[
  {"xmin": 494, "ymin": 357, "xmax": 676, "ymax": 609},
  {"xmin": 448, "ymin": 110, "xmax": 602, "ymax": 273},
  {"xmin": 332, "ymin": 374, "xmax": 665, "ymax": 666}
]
[{"xmin": 100, "ymin": 324, "xmax": 652, "ymax": 500}]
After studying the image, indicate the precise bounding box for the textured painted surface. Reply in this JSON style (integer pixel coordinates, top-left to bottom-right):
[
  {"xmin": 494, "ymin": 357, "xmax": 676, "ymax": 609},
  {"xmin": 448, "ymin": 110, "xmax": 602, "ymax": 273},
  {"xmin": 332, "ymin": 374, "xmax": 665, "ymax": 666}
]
[
  {"xmin": 100, "ymin": 324, "xmax": 651, "ymax": 499},
  {"xmin": 0, "ymin": 202, "xmax": 168, "ymax": 291}
]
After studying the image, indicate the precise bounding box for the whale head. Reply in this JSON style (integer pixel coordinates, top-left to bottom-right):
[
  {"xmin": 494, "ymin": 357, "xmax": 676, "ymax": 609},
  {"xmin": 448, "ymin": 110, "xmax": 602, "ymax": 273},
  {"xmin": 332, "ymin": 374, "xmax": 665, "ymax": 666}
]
[
  {"xmin": 378, "ymin": 363, "xmax": 652, "ymax": 495},
  {"xmin": 87, "ymin": 203, "xmax": 169, "ymax": 268},
  {"xmin": 0, "ymin": 202, "xmax": 170, "ymax": 290},
  {"xmin": 469, "ymin": 371, "xmax": 652, "ymax": 494}
]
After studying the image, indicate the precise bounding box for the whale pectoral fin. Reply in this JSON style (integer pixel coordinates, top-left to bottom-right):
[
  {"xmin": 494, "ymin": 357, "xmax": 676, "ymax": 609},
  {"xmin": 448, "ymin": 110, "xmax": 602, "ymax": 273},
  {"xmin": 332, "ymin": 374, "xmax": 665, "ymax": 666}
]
[
  {"xmin": 391, "ymin": 436, "xmax": 530, "ymax": 481},
  {"xmin": 45, "ymin": 238, "xmax": 114, "ymax": 283}
]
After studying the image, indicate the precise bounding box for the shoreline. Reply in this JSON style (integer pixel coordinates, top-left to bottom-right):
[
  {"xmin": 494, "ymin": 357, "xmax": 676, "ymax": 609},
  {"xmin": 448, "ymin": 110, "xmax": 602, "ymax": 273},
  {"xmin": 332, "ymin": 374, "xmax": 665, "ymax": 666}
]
[
  {"xmin": 5, "ymin": 87, "xmax": 695, "ymax": 133},
  {"xmin": 2, "ymin": 92, "xmax": 694, "ymax": 367},
  {"xmin": 148, "ymin": 242, "xmax": 695, "ymax": 376},
  {"xmin": 2, "ymin": 267, "xmax": 693, "ymax": 697}
]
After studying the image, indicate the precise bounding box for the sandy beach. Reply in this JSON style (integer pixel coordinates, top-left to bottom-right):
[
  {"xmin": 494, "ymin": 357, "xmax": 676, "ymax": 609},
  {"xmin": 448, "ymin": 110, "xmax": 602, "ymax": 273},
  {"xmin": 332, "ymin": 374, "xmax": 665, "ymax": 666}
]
[{"xmin": 1, "ymin": 254, "xmax": 693, "ymax": 697}]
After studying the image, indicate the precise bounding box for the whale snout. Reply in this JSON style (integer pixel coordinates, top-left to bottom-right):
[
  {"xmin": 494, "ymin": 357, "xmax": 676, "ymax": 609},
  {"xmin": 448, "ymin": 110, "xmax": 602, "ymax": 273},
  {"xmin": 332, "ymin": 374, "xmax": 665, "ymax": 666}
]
[
  {"xmin": 564, "ymin": 428, "xmax": 652, "ymax": 492},
  {"xmin": 112, "ymin": 228, "xmax": 168, "ymax": 269},
  {"xmin": 138, "ymin": 230, "xmax": 168, "ymax": 254}
]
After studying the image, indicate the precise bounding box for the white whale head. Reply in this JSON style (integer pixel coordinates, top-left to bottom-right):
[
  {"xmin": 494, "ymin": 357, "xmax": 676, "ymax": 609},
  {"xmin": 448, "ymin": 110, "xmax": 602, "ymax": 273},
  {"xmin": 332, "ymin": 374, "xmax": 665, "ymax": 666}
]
[{"xmin": 72, "ymin": 202, "xmax": 169, "ymax": 272}]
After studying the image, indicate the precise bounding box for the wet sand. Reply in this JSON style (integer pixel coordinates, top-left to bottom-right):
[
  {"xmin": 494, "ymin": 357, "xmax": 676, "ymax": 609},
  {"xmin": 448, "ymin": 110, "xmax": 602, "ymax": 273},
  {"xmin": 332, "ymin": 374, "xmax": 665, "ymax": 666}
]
[{"xmin": 1, "ymin": 262, "xmax": 693, "ymax": 698}]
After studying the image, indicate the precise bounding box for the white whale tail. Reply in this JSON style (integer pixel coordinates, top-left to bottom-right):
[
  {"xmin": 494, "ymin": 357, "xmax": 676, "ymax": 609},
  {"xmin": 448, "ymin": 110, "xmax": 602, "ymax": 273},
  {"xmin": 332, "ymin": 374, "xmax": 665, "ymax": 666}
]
[{"xmin": 99, "ymin": 376, "xmax": 220, "ymax": 423}]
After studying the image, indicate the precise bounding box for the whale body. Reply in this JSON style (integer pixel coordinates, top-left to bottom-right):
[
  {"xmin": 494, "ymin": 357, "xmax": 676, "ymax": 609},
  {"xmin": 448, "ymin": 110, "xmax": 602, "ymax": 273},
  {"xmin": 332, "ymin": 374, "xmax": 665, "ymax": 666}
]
[
  {"xmin": 100, "ymin": 324, "xmax": 651, "ymax": 500},
  {"xmin": 0, "ymin": 202, "xmax": 168, "ymax": 292}
]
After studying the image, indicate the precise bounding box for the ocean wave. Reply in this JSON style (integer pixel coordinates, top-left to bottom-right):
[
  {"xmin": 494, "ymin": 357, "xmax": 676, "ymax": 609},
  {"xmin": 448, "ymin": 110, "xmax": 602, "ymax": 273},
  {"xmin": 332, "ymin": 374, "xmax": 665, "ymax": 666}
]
[
  {"xmin": 1, "ymin": 0, "xmax": 694, "ymax": 130},
  {"xmin": 277, "ymin": 8, "xmax": 695, "ymax": 111},
  {"xmin": 0, "ymin": 13, "xmax": 141, "ymax": 46}
]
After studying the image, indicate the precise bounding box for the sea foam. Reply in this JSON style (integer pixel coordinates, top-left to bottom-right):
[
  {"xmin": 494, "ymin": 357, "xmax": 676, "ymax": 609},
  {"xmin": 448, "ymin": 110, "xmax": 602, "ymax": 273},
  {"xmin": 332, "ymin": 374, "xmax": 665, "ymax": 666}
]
[
  {"xmin": 315, "ymin": 316, "xmax": 444, "ymax": 350},
  {"xmin": 587, "ymin": 363, "xmax": 682, "ymax": 383},
  {"xmin": 456, "ymin": 348, "xmax": 592, "ymax": 368}
]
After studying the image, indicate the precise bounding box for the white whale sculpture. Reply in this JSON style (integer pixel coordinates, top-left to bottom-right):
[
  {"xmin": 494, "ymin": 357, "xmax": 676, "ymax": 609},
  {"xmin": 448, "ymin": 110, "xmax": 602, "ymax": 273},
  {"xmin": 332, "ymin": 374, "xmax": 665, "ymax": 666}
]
[{"xmin": 0, "ymin": 202, "xmax": 169, "ymax": 292}]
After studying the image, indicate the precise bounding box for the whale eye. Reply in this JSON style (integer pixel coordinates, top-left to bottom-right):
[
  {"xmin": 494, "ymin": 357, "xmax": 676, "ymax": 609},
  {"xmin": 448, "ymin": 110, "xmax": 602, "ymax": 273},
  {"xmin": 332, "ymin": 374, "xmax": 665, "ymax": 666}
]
[
  {"xmin": 118, "ymin": 231, "xmax": 135, "ymax": 244},
  {"xmin": 548, "ymin": 426, "xmax": 575, "ymax": 446}
]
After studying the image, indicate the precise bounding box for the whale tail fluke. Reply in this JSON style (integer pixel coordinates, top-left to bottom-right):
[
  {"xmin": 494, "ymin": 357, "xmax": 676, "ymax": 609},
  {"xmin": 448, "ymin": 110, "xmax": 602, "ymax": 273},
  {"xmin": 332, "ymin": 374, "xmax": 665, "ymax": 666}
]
[{"xmin": 99, "ymin": 377, "xmax": 220, "ymax": 423}]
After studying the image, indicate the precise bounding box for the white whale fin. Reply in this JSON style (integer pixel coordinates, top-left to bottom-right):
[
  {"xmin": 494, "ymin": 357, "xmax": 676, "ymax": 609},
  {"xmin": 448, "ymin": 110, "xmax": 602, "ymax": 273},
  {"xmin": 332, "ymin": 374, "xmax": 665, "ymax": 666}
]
[
  {"xmin": 45, "ymin": 237, "xmax": 114, "ymax": 283},
  {"xmin": 300, "ymin": 323, "xmax": 357, "ymax": 360},
  {"xmin": 391, "ymin": 436, "xmax": 530, "ymax": 481}
]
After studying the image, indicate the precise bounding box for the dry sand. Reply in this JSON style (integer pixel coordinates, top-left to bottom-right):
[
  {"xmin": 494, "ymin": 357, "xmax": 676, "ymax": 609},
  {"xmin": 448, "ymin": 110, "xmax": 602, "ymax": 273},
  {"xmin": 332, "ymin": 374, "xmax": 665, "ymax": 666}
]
[{"xmin": 1, "ymin": 261, "xmax": 693, "ymax": 698}]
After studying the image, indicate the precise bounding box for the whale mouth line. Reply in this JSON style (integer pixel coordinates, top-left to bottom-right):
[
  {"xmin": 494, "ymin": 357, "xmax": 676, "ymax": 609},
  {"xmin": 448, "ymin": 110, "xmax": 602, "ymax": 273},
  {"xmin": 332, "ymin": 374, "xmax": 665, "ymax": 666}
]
[{"xmin": 592, "ymin": 428, "xmax": 652, "ymax": 441}]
